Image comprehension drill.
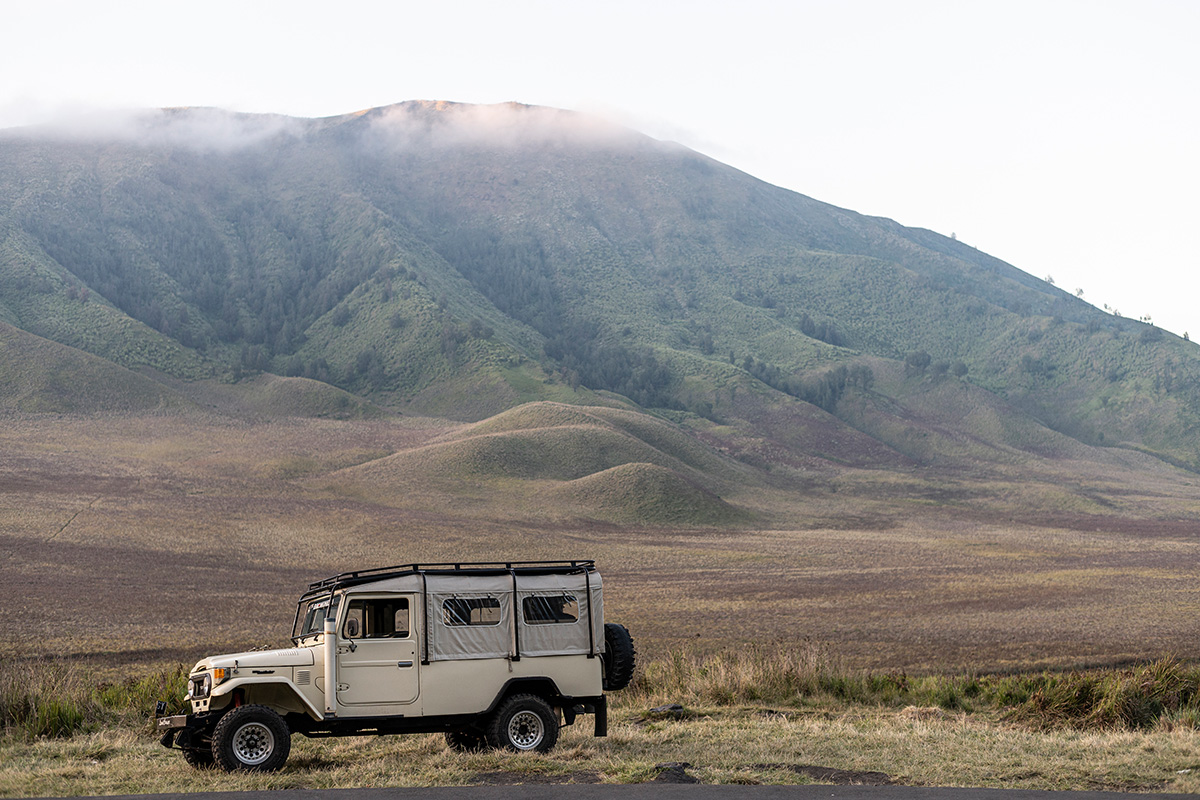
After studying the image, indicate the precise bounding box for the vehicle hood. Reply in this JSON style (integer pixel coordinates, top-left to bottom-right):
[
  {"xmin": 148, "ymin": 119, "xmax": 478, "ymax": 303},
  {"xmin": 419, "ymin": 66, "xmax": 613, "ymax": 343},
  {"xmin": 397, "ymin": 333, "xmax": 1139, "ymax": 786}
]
[{"xmin": 191, "ymin": 647, "xmax": 316, "ymax": 673}]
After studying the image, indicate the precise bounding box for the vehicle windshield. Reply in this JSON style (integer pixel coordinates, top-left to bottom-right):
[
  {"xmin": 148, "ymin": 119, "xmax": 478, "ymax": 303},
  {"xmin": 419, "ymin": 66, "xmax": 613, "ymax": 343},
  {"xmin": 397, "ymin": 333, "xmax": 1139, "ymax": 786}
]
[{"xmin": 293, "ymin": 593, "xmax": 340, "ymax": 641}]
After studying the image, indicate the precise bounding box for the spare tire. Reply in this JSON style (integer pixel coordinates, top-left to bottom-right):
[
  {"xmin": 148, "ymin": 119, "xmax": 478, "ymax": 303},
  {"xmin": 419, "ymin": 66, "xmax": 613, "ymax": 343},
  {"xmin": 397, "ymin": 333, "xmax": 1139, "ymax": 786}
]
[{"xmin": 601, "ymin": 622, "xmax": 636, "ymax": 691}]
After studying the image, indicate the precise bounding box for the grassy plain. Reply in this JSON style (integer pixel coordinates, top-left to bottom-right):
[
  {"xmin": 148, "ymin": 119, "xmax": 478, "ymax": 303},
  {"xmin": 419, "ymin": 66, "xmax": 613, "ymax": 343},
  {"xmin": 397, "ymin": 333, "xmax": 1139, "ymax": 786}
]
[
  {"xmin": 2, "ymin": 408, "xmax": 1199, "ymax": 670},
  {"xmin": 6, "ymin": 701, "xmax": 1200, "ymax": 796},
  {"xmin": 3, "ymin": 406, "xmax": 1200, "ymax": 793}
]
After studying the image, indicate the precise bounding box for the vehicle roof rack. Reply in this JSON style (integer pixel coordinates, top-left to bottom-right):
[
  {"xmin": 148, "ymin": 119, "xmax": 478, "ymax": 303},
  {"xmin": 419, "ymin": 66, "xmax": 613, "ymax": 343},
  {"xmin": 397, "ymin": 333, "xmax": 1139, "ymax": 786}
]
[{"xmin": 302, "ymin": 560, "xmax": 597, "ymax": 595}]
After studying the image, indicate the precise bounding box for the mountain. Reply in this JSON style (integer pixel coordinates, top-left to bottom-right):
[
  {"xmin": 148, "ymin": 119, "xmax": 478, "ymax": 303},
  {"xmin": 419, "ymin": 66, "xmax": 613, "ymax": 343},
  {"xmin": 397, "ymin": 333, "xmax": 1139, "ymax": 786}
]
[{"xmin": 2, "ymin": 100, "xmax": 1198, "ymax": 474}]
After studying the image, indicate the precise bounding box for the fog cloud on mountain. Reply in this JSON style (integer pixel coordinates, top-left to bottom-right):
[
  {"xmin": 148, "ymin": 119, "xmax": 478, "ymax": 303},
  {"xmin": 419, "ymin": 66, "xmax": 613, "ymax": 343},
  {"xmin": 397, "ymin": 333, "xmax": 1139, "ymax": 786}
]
[
  {"xmin": 3, "ymin": 106, "xmax": 304, "ymax": 152},
  {"xmin": 359, "ymin": 100, "xmax": 647, "ymax": 153},
  {"xmin": 1, "ymin": 100, "xmax": 658, "ymax": 161}
]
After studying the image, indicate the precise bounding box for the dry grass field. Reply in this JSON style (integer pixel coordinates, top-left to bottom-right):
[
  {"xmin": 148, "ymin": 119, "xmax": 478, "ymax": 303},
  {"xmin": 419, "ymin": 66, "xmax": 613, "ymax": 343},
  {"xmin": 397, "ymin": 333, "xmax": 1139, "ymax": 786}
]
[
  {"xmin": 7, "ymin": 700, "xmax": 1200, "ymax": 796},
  {"xmin": 3, "ymin": 407, "xmax": 1198, "ymax": 673}
]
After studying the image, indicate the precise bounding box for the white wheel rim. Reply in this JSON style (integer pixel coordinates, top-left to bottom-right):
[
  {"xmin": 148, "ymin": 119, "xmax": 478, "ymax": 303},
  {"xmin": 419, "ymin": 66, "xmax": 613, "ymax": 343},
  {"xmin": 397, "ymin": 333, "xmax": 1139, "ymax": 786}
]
[
  {"xmin": 507, "ymin": 710, "xmax": 545, "ymax": 750},
  {"xmin": 232, "ymin": 721, "xmax": 275, "ymax": 765}
]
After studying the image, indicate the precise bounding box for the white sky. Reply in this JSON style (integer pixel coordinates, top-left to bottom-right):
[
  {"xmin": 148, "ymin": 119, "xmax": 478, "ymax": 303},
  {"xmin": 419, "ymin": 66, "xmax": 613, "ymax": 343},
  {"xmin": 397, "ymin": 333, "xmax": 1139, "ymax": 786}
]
[{"xmin": 3, "ymin": 0, "xmax": 1197, "ymax": 336}]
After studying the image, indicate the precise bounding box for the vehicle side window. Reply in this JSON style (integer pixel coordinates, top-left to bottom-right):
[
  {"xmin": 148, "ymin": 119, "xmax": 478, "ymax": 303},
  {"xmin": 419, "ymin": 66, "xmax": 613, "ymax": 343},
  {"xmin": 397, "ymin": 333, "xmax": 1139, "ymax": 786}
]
[
  {"xmin": 393, "ymin": 603, "xmax": 410, "ymax": 637},
  {"xmin": 522, "ymin": 594, "xmax": 578, "ymax": 625},
  {"xmin": 343, "ymin": 598, "xmax": 411, "ymax": 638},
  {"xmin": 443, "ymin": 597, "xmax": 501, "ymax": 626}
]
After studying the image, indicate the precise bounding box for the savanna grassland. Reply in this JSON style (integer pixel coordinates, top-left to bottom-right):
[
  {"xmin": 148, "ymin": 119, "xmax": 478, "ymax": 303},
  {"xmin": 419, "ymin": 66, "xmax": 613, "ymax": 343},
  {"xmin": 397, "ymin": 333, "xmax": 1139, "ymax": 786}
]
[
  {"xmin": 4, "ymin": 400, "xmax": 1200, "ymax": 795},
  {"xmin": 4, "ymin": 407, "xmax": 1199, "ymax": 673}
]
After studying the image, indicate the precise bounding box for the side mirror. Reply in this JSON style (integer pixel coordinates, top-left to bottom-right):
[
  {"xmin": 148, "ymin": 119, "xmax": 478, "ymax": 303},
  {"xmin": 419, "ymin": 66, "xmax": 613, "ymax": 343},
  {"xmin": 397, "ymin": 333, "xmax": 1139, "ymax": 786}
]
[{"xmin": 345, "ymin": 618, "xmax": 360, "ymax": 638}]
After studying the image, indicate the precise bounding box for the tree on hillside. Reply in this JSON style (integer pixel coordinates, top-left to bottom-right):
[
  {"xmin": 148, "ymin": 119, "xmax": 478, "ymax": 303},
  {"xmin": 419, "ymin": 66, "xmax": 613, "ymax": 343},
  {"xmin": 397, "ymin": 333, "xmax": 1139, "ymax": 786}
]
[
  {"xmin": 544, "ymin": 322, "xmax": 678, "ymax": 409},
  {"xmin": 905, "ymin": 351, "xmax": 932, "ymax": 376},
  {"xmin": 467, "ymin": 319, "xmax": 494, "ymax": 339}
]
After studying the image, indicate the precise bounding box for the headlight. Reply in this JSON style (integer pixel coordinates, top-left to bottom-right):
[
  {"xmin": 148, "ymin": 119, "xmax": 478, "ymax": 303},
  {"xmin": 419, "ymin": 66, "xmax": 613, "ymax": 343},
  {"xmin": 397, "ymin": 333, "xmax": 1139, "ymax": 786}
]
[{"xmin": 187, "ymin": 673, "xmax": 213, "ymax": 699}]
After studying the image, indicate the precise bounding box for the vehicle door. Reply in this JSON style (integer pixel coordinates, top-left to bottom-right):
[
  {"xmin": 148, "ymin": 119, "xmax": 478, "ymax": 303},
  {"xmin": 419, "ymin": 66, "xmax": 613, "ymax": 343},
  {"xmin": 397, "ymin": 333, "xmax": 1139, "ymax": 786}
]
[{"xmin": 337, "ymin": 594, "xmax": 420, "ymax": 709}]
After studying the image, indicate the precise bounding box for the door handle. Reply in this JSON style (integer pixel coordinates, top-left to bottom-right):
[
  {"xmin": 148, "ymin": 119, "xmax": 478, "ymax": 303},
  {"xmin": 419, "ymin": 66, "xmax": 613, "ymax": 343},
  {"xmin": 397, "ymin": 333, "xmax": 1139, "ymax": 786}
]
[{"xmin": 398, "ymin": 661, "xmax": 414, "ymax": 668}]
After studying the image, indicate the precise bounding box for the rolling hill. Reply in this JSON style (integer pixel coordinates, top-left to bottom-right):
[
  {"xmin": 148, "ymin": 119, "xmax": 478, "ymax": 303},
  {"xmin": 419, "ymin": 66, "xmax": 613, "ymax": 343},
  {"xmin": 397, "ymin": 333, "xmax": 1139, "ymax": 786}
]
[{"xmin": 321, "ymin": 400, "xmax": 751, "ymax": 525}]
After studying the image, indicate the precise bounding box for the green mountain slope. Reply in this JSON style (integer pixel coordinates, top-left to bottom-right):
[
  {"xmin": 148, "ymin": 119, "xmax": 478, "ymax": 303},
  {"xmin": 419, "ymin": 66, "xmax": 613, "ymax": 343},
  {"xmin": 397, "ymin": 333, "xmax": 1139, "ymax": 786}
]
[
  {"xmin": 1, "ymin": 101, "xmax": 1197, "ymax": 471},
  {"xmin": 0, "ymin": 322, "xmax": 193, "ymax": 413}
]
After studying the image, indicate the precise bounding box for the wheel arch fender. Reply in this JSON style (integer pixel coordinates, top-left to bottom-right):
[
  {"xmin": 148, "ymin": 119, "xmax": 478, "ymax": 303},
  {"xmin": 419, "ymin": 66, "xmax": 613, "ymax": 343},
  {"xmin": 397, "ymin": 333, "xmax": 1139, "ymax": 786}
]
[
  {"xmin": 212, "ymin": 677, "xmax": 324, "ymax": 720},
  {"xmin": 485, "ymin": 676, "xmax": 563, "ymax": 714}
]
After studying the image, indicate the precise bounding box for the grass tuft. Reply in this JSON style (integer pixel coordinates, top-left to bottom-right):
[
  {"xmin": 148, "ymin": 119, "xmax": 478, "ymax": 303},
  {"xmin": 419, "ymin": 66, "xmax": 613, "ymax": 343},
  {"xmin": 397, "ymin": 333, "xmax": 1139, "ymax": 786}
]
[
  {"xmin": 0, "ymin": 659, "xmax": 187, "ymax": 741},
  {"xmin": 1005, "ymin": 657, "xmax": 1200, "ymax": 730},
  {"xmin": 624, "ymin": 647, "xmax": 1200, "ymax": 732}
]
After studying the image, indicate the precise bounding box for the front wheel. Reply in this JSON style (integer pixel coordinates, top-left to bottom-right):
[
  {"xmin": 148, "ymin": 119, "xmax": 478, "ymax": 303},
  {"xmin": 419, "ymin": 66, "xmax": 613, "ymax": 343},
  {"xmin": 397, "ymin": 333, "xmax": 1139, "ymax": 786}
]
[
  {"xmin": 486, "ymin": 694, "xmax": 559, "ymax": 753},
  {"xmin": 181, "ymin": 743, "xmax": 215, "ymax": 769},
  {"xmin": 211, "ymin": 704, "xmax": 291, "ymax": 772}
]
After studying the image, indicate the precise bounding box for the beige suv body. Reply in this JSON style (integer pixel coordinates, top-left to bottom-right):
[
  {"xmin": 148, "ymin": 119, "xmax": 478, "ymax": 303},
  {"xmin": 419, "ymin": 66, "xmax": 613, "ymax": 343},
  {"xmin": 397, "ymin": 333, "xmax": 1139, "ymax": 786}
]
[{"xmin": 157, "ymin": 561, "xmax": 635, "ymax": 772}]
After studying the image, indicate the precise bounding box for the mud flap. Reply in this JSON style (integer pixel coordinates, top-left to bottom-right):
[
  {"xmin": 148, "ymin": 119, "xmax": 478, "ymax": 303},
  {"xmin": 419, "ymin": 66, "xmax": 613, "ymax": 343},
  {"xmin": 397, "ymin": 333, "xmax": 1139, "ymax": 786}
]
[{"xmin": 594, "ymin": 695, "xmax": 607, "ymax": 737}]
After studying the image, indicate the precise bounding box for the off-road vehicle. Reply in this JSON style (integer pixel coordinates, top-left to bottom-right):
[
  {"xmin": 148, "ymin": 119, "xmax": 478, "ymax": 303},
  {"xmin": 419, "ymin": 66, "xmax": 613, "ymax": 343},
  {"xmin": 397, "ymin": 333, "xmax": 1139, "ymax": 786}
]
[{"xmin": 156, "ymin": 561, "xmax": 635, "ymax": 772}]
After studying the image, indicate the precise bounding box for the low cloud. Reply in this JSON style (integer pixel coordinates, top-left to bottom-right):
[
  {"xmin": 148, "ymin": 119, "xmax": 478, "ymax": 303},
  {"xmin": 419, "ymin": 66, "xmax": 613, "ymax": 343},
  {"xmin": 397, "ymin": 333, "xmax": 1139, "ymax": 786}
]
[
  {"xmin": 3, "ymin": 100, "xmax": 656, "ymax": 157},
  {"xmin": 6, "ymin": 106, "xmax": 304, "ymax": 152},
  {"xmin": 360, "ymin": 100, "xmax": 645, "ymax": 153}
]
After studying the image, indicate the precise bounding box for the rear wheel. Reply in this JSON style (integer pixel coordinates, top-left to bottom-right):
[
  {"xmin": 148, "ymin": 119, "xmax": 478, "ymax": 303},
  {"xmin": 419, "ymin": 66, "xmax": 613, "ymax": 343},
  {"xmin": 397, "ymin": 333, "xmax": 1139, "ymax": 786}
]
[
  {"xmin": 211, "ymin": 705, "xmax": 291, "ymax": 772},
  {"xmin": 486, "ymin": 694, "xmax": 558, "ymax": 753}
]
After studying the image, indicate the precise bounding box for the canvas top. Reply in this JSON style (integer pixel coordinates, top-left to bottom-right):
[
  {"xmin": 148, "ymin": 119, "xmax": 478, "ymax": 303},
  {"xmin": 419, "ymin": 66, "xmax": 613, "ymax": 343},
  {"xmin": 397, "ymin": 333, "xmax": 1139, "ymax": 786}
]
[
  {"xmin": 302, "ymin": 560, "xmax": 597, "ymax": 597},
  {"xmin": 297, "ymin": 560, "xmax": 604, "ymax": 661}
]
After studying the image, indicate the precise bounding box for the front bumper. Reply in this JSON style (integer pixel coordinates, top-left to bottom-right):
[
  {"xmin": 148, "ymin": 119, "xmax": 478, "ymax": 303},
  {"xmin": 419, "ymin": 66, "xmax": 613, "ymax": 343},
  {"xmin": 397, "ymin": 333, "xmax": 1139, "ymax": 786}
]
[
  {"xmin": 156, "ymin": 710, "xmax": 217, "ymax": 750},
  {"xmin": 156, "ymin": 714, "xmax": 188, "ymax": 733}
]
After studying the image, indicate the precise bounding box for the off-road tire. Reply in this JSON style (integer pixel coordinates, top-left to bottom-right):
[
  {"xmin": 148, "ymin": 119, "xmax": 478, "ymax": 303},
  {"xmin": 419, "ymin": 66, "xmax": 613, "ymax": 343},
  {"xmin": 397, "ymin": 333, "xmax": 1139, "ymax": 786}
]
[
  {"xmin": 181, "ymin": 743, "xmax": 215, "ymax": 769},
  {"xmin": 211, "ymin": 704, "xmax": 291, "ymax": 772},
  {"xmin": 485, "ymin": 694, "xmax": 559, "ymax": 753},
  {"xmin": 601, "ymin": 622, "xmax": 636, "ymax": 691},
  {"xmin": 445, "ymin": 728, "xmax": 488, "ymax": 752}
]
